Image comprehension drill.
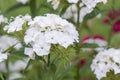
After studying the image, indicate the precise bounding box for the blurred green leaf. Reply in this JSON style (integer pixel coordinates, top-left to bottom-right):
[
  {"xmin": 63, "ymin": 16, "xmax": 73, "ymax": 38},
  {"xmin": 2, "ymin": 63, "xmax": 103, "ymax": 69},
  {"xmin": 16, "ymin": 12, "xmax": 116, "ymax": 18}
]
[
  {"xmin": 24, "ymin": 59, "xmax": 33, "ymax": 72},
  {"xmin": 0, "ymin": 73, "xmax": 4, "ymax": 80},
  {"xmin": 4, "ymin": 3, "xmax": 29, "ymax": 14},
  {"xmin": 84, "ymin": 7, "xmax": 101, "ymax": 21},
  {"xmin": 54, "ymin": 59, "xmax": 80, "ymax": 80},
  {"xmin": 81, "ymin": 43, "xmax": 99, "ymax": 48}
]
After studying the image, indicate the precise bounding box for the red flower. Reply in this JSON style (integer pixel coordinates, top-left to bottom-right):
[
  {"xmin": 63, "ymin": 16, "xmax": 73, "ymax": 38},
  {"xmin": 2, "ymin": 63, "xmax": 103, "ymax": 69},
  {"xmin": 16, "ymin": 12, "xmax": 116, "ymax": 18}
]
[
  {"xmin": 108, "ymin": 9, "xmax": 120, "ymax": 20},
  {"xmin": 103, "ymin": 18, "xmax": 110, "ymax": 24},
  {"xmin": 79, "ymin": 58, "xmax": 86, "ymax": 67},
  {"xmin": 81, "ymin": 35, "xmax": 106, "ymax": 44},
  {"xmin": 112, "ymin": 20, "xmax": 120, "ymax": 33},
  {"xmin": 81, "ymin": 35, "xmax": 90, "ymax": 43},
  {"xmin": 93, "ymin": 35, "xmax": 105, "ymax": 40},
  {"xmin": 72, "ymin": 57, "xmax": 86, "ymax": 67}
]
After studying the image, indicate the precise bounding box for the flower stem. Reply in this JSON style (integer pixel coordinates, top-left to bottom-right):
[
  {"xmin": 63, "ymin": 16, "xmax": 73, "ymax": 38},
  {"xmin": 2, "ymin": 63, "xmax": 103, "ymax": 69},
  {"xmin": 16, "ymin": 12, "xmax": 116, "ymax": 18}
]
[
  {"xmin": 75, "ymin": 1, "xmax": 81, "ymax": 80},
  {"xmin": 5, "ymin": 58, "xmax": 9, "ymax": 80},
  {"xmin": 47, "ymin": 54, "xmax": 50, "ymax": 67}
]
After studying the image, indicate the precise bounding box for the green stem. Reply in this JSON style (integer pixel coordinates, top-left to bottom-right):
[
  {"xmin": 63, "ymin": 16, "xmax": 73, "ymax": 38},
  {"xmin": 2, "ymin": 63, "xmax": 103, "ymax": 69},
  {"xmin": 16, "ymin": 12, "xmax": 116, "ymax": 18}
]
[
  {"xmin": 108, "ymin": 25, "xmax": 112, "ymax": 46},
  {"xmin": 75, "ymin": 1, "xmax": 81, "ymax": 80},
  {"xmin": 29, "ymin": 0, "xmax": 36, "ymax": 17},
  {"xmin": 76, "ymin": 65, "xmax": 80, "ymax": 80},
  {"xmin": 76, "ymin": 0, "xmax": 81, "ymax": 32},
  {"xmin": 47, "ymin": 54, "xmax": 50, "ymax": 67},
  {"xmin": 5, "ymin": 58, "xmax": 9, "ymax": 80}
]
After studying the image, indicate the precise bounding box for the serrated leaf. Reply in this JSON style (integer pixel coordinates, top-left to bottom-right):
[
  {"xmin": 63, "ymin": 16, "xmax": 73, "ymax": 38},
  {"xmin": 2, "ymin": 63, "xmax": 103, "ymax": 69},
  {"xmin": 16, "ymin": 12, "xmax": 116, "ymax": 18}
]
[
  {"xmin": 84, "ymin": 7, "xmax": 101, "ymax": 21},
  {"xmin": 54, "ymin": 59, "xmax": 80, "ymax": 80}
]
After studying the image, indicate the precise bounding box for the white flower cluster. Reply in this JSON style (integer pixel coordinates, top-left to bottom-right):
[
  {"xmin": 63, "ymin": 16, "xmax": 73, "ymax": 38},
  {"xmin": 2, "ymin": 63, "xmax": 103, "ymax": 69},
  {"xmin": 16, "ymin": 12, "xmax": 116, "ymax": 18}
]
[
  {"xmin": 62, "ymin": 0, "xmax": 107, "ymax": 22},
  {"xmin": 0, "ymin": 35, "xmax": 22, "ymax": 62},
  {"xmin": 0, "ymin": 15, "xmax": 8, "ymax": 24},
  {"xmin": 0, "ymin": 35, "xmax": 22, "ymax": 51},
  {"xmin": 16, "ymin": 0, "xmax": 29, "ymax": 4},
  {"xmin": 4, "ymin": 14, "xmax": 31, "ymax": 33},
  {"xmin": 24, "ymin": 14, "xmax": 78, "ymax": 59},
  {"xmin": 0, "ymin": 58, "xmax": 29, "ymax": 80},
  {"xmin": 91, "ymin": 48, "xmax": 120, "ymax": 80}
]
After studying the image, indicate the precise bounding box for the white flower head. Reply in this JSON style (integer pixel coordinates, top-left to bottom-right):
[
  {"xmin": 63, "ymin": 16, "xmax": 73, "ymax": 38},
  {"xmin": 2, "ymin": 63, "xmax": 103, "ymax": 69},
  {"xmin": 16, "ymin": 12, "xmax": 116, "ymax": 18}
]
[
  {"xmin": 0, "ymin": 58, "xmax": 29, "ymax": 72},
  {"xmin": 24, "ymin": 14, "xmax": 78, "ymax": 58},
  {"xmin": 0, "ymin": 52, "xmax": 7, "ymax": 63},
  {"xmin": 4, "ymin": 14, "xmax": 31, "ymax": 33},
  {"xmin": 9, "ymin": 58, "xmax": 29, "ymax": 72},
  {"xmin": 0, "ymin": 35, "xmax": 22, "ymax": 51},
  {"xmin": 17, "ymin": 0, "xmax": 29, "ymax": 4},
  {"xmin": 0, "ymin": 15, "xmax": 8, "ymax": 24},
  {"xmin": 62, "ymin": 0, "xmax": 108, "ymax": 23},
  {"xmin": 91, "ymin": 48, "xmax": 120, "ymax": 80}
]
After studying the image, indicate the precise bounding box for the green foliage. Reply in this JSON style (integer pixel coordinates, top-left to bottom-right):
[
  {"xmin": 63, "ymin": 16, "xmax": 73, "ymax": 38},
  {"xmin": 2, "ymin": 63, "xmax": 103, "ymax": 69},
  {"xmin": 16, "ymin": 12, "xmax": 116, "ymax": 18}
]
[{"xmin": 1, "ymin": 0, "xmax": 120, "ymax": 80}]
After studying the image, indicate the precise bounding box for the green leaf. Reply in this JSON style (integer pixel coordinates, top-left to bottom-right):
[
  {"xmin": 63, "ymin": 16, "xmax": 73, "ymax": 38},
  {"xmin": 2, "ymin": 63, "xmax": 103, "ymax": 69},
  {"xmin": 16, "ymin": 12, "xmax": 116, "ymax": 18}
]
[
  {"xmin": 81, "ymin": 43, "xmax": 99, "ymax": 48},
  {"xmin": 84, "ymin": 7, "xmax": 101, "ymax": 21},
  {"xmin": 24, "ymin": 59, "xmax": 34, "ymax": 72},
  {"xmin": 54, "ymin": 59, "xmax": 80, "ymax": 80},
  {"xmin": 4, "ymin": 3, "xmax": 29, "ymax": 14},
  {"xmin": 0, "ymin": 73, "xmax": 4, "ymax": 80},
  {"xmin": 58, "ymin": 0, "xmax": 69, "ymax": 16},
  {"xmin": 29, "ymin": 0, "xmax": 36, "ymax": 17}
]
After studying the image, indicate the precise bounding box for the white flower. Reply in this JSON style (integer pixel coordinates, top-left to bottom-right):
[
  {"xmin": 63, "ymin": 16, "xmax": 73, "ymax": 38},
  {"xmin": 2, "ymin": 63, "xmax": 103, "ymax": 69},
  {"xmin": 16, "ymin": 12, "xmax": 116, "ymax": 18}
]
[
  {"xmin": 91, "ymin": 48, "xmax": 120, "ymax": 80},
  {"xmin": 0, "ymin": 51, "xmax": 7, "ymax": 63},
  {"xmin": 62, "ymin": 4, "xmax": 94, "ymax": 22},
  {"xmin": 14, "ymin": 43, "xmax": 23, "ymax": 50},
  {"xmin": 81, "ymin": 0, "xmax": 107, "ymax": 9},
  {"xmin": 67, "ymin": 0, "xmax": 79, "ymax": 3},
  {"xmin": 80, "ymin": 7, "xmax": 93, "ymax": 22},
  {"xmin": 25, "ymin": 48, "xmax": 35, "ymax": 59},
  {"xmin": 24, "ymin": 14, "xmax": 78, "ymax": 58},
  {"xmin": 62, "ymin": 4, "xmax": 78, "ymax": 21},
  {"xmin": 62, "ymin": 0, "xmax": 108, "ymax": 22},
  {"xmin": 0, "ymin": 15, "xmax": 8, "ymax": 24},
  {"xmin": 0, "ymin": 62, "xmax": 6, "ymax": 72},
  {"xmin": 0, "ymin": 58, "xmax": 29, "ymax": 73},
  {"xmin": 82, "ymin": 38, "xmax": 108, "ymax": 47},
  {"xmin": 24, "ymin": 28, "xmax": 51, "ymax": 57},
  {"xmin": 17, "ymin": 0, "xmax": 29, "ymax": 4},
  {"xmin": 9, "ymin": 72, "xmax": 24, "ymax": 80},
  {"xmin": 95, "ymin": 0, "xmax": 107, "ymax": 4},
  {"xmin": 47, "ymin": 0, "xmax": 60, "ymax": 10},
  {"xmin": 81, "ymin": 36, "xmax": 108, "ymax": 52},
  {"xmin": 4, "ymin": 14, "xmax": 31, "ymax": 33},
  {"xmin": 0, "ymin": 35, "xmax": 22, "ymax": 51},
  {"xmin": 81, "ymin": 0, "xmax": 97, "ymax": 9},
  {"xmin": 9, "ymin": 58, "xmax": 29, "ymax": 72},
  {"xmin": 32, "ymin": 34, "xmax": 51, "ymax": 56}
]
